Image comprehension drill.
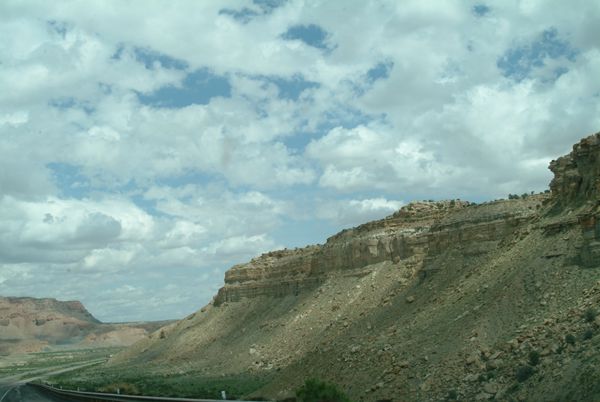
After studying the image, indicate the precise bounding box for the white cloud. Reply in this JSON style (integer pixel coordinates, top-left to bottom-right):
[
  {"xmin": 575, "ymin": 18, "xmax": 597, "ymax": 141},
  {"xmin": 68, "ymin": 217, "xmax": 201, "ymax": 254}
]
[
  {"xmin": 0, "ymin": 196, "xmax": 151, "ymax": 264},
  {"xmin": 307, "ymin": 125, "xmax": 448, "ymax": 192},
  {"xmin": 0, "ymin": 111, "xmax": 29, "ymax": 126},
  {"xmin": 317, "ymin": 197, "xmax": 404, "ymax": 227},
  {"xmin": 1, "ymin": 0, "xmax": 599, "ymax": 320}
]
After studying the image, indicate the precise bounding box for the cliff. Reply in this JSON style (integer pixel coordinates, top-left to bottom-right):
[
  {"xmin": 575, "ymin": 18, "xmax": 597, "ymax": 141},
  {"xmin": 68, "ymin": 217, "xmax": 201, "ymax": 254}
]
[
  {"xmin": 549, "ymin": 132, "xmax": 600, "ymax": 208},
  {"xmin": 214, "ymin": 198, "xmax": 542, "ymax": 305},
  {"xmin": 101, "ymin": 131, "xmax": 600, "ymax": 402}
]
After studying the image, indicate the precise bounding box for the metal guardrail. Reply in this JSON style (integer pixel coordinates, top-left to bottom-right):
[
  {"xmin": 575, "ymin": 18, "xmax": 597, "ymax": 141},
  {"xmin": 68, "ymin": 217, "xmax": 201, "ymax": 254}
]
[{"xmin": 29, "ymin": 383, "xmax": 268, "ymax": 402}]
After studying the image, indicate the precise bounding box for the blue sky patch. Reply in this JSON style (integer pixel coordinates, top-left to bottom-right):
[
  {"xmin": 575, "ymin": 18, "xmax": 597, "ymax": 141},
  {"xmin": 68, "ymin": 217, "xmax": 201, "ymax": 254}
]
[
  {"xmin": 282, "ymin": 132, "xmax": 315, "ymax": 153},
  {"xmin": 219, "ymin": 0, "xmax": 286, "ymax": 23},
  {"xmin": 137, "ymin": 68, "xmax": 231, "ymax": 108},
  {"xmin": 322, "ymin": 108, "xmax": 379, "ymax": 132},
  {"xmin": 497, "ymin": 28, "xmax": 578, "ymax": 82},
  {"xmin": 156, "ymin": 170, "xmax": 224, "ymax": 189},
  {"xmin": 282, "ymin": 24, "xmax": 331, "ymax": 50},
  {"xmin": 219, "ymin": 7, "xmax": 259, "ymax": 23},
  {"xmin": 266, "ymin": 74, "xmax": 319, "ymax": 100},
  {"xmin": 49, "ymin": 97, "xmax": 94, "ymax": 114},
  {"xmin": 111, "ymin": 45, "xmax": 187, "ymax": 70},
  {"xmin": 47, "ymin": 162, "xmax": 91, "ymax": 199},
  {"xmin": 367, "ymin": 61, "xmax": 394, "ymax": 83},
  {"xmin": 472, "ymin": 4, "xmax": 490, "ymax": 17},
  {"xmin": 282, "ymin": 104, "xmax": 380, "ymax": 154},
  {"xmin": 350, "ymin": 61, "xmax": 394, "ymax": 96},
  {"xmin": 133, "ymin": 47, "xmax": 188, "ymax": 70},
  {"xmin": 253, "ymin": 0, "xmax": 287, "ymax": 13}
]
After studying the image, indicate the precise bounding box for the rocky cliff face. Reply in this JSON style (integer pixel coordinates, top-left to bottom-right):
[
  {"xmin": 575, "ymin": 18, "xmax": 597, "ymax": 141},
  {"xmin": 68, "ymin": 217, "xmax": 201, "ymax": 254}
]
[
  {"xmin": 104, "ymin": 132, "xmax": 600, "ymax": 402},
  {"xmin": 215, "ymin": 198, "xmax": 543, "ymax": 306},
  {"xmin": 550, "ymin": 132, "xmax": 600, "ymax": 208},
  {"xmin": 549, "ymin": 133, "xmax": 600, "ymax": 267},
  {"xmin": 0, "ymin": 297, "xmax": 170, "ymax": 355}
]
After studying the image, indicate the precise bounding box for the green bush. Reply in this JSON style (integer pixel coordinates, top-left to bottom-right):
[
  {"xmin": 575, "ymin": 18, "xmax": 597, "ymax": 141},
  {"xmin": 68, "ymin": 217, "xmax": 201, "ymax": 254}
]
[
  {"xmin": 515, "ymin": 365, "xmax": 534, "ymax": 382},
  {"xmin": 296, "ymin": 379, "xmax": 351, "ymax": 402},
  {"xmin": 446, "ymin": 389, "xmax": 458, "ymax": 400},
  {"xmin": 583, "ymin": 329, "xmax": 594, "ymax": 340},
  {"xmin": 584, "ymin": 308, "xmax": 597, "ymax": 323},
  {"xmin": 528, "ymin": 350, "xmax": 540, "ymax": 366},
  {"xmin": 565, "ymin": 334, "xmax": 576, "ymax": 345}
]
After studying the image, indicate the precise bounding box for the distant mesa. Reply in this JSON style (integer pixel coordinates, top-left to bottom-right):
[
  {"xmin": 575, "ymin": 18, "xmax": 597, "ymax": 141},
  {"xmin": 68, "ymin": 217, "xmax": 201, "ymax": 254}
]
[{"xmin": 0, "ymin": 296, "xmax": 172, "ymax": 355}]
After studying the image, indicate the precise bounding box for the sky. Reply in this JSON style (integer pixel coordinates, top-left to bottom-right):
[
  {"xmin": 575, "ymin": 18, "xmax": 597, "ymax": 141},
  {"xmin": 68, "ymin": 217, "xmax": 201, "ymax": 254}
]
[{"xmin": 1, "ymin": 0, "xmax": 599, "ymax": 322}]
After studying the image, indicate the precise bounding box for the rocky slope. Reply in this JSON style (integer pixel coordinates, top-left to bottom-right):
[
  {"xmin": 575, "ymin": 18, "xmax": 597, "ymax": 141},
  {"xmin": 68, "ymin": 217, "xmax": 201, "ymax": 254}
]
[
  {"xmin": 0, "ymin": 297, "xmax": 170, "ymax": 355},
  {"xmin": 107, "ymin": 132, "xmax": 600, "ymax": 401}
]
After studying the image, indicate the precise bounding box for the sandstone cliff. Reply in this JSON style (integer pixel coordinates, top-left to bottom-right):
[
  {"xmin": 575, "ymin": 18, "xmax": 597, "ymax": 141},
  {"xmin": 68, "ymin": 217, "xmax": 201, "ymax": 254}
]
[
  {"xmin": 214, "ymin": 197, "xmax": 540, "ymax": 306},
  {"xmin": 100, "ymin": 132, "xmax": 600, "ymax": 402},
  {"xmin": 0, "ymin": 296, "xmax": 171, "ymax": 355}
]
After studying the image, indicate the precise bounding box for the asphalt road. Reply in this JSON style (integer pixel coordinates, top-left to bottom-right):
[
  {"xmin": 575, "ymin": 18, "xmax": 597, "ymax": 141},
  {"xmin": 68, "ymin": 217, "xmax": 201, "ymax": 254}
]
[
  {"xmin": 0, "ymin": 383, "xmax": 71, "ymax": 402},
  {"xmin": 0, "ymin": 359, "xmax": 106, "ymax": 402}
]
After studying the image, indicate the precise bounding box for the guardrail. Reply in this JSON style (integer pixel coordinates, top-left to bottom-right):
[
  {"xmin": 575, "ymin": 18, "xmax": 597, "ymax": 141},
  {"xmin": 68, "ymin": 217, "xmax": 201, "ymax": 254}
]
[{"xmin": 29, "ymin": 383, "xmax": 268, "ymax": 402}]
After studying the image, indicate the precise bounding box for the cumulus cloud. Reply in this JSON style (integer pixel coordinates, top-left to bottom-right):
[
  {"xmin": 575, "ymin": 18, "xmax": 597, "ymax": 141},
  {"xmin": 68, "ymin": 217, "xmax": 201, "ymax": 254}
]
[
  {"xmin": 306, "ymin": 125, "xmax": 448, "ymax": 193},
  {"xmin": 1, "ymin": 0, "xmax": 599, "ymax": 320},
  {"xmin": 0, "ymin": 196, "xmax": 147, "ymax": 264},
  {"xmin": 317, "ymin": 197, "xmax": 404, "ymax": 227}
]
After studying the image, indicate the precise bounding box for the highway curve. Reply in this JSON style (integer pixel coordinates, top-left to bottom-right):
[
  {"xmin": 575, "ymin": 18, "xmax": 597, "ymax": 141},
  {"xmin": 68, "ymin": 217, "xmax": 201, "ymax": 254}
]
[{"xmin": 0, "ymin": 383, "xmax": 71, "ymax": 402}]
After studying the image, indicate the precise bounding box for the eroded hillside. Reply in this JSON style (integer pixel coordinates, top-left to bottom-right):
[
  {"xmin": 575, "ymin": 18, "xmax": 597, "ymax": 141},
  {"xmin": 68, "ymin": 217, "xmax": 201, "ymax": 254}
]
[
  {"xmin": 106, "ymin": 132, "xmax": 600, "ymax": 401},
  {"xmin": 0, "ymin": 297, "xmax": 171, "ymax": 355}
]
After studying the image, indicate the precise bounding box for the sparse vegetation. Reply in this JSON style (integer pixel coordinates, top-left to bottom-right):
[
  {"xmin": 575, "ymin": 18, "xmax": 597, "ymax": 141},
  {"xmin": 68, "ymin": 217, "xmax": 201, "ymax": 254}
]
[
  {"xmin": 584, "ymin": 308, "xmax": 597, "ymax": 323},
  {"xmin": 528, "ymin": 350, "xmax": 540, "ymax": 366},
  {"xmin": 47, "ymin": 368, "xmax": 270, "ymax": 400},
  {"xmin": 0, "ymin": 348, "xmax": 118, "ymax": 377},
  {"xmin": 515, "ymin": 365, "xmax": 534, "ymax": 382},
  {"xmin": 296, "ymin": 379, "xmax": 351, "ymax": 402},
  {"xmin": 98, "ymin": 382, "xmax": 140, "ymax": 395}
]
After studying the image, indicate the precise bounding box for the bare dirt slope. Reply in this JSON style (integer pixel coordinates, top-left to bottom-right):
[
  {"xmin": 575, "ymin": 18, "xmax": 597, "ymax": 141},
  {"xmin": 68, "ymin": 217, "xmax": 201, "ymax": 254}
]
[
  {"xmin": 108, "ymin": 132, "xmax": 600, "ymax": 401},
  {"xmin": 0, "ymin": 297, "xmax": 171, "ymax": 355}
]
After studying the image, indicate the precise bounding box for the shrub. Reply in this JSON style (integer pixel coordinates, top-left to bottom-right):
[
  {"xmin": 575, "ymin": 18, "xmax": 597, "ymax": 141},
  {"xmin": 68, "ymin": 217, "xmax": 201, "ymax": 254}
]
[
  {"xmin": 296, "ymin": 379, "xmax": 351, "ymax": 402},
  {"xmin": 584, "ymin": 308, "xmax": 597, "ymax": 323},
  {"xmin": 565, "ymin": 334, "xmax": 576, "ymax": 345},
  {"xmin": 583, "ymin": 329, "xmax": 594, "ymax": 340},
  {"xmin": 446, "ymin": 389, "xmax": 458, "ymax": 400},
  {"xmin": 98, "ymin": 382, "xmax": 140, "ymax": 395},
  {"xmin": 528, "ymin": 350, "xmax": 540, "ymax": 366},
  {"xmin": 515, "ymin": 365, "xmax": 534, "ymax": 382}
]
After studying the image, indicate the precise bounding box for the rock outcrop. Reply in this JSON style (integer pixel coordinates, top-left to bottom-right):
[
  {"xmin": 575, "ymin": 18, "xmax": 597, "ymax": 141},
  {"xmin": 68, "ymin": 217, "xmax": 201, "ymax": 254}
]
[
  {"xmin": 549, "ymin": 132, "xmax": 600, "ymax": 208},
  {"xmin": 215, "ymin": 198, "xmax": 544, "ymax": 305},
  {"xmin": 547, "ymin": 133, "xmax": 600, "ymax": 267}
]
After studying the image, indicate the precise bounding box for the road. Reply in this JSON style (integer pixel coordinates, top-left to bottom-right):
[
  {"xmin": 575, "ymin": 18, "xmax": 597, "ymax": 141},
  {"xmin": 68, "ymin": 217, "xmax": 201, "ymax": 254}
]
[
  {"xmin": 0, "ymin": 359, "xmax": 105, "ymax": 402},
  {"xmin": 0, "ymin": 383, "xmax": 71, "ymax": 402}
]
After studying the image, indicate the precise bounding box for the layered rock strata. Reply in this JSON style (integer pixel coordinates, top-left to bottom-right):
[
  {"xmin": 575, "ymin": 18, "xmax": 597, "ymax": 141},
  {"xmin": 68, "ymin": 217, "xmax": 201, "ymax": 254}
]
[{"xmin": 214, "ymin": 198, "xmax": 545, "ymax": 305}]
